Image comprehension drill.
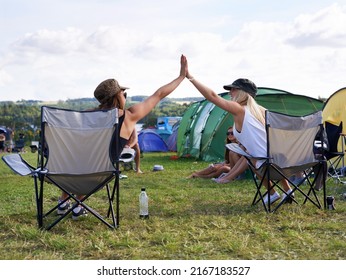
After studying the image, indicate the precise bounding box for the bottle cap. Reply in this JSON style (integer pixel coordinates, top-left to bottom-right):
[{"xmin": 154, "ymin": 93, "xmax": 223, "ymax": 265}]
[{"xmin": 141, "ymin": 187, "xmax": 146, "ymax": 191}]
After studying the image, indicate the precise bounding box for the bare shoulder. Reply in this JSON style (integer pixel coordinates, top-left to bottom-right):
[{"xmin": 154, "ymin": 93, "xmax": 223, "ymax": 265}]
[{"xmin": 220, "ymin": 99, "xmax": 244, "ymax": 116}]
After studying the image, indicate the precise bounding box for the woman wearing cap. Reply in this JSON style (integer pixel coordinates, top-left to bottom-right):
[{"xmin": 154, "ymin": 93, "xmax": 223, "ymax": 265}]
[
  {"xmin": 57, "ymin": 54, "xmax": 187, "ymax": 219},
  {"xmin": 94, "ymin": 55, "xmax": 186, "ymax": 147},
  {"xmin": 185, "ymin": 59, "xmax": 292, "ymax": 205}
]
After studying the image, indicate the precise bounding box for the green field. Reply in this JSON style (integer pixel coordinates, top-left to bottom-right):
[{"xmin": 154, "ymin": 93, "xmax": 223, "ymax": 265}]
[{"xmin": 0, "ymin": 151, "xmax": 345, "ymax": 260}]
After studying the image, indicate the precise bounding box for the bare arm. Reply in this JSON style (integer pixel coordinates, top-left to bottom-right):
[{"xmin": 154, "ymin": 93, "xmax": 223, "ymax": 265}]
[
  {"xmin": 185, "ymin": 59, "xmax": 244, "ymax": 119},
  {"xmin": 122, "ymin": 55, "xmax": 187, "ymax": 137}
]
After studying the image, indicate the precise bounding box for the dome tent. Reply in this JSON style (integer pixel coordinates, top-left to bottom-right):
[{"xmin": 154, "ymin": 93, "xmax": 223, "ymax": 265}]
[
  {"xmin": 322, "ymin": 87, "xmax": 346, "ymax": 133},
  {"xmin": 138, "ymin": 129, "xmax": 169, "ymax": 152},
  {"xmin": 177, "ymin": 87, "xmax": 324, "ymax": 162},
  {"xmin": 166, "ymin": 120, "xmax": 180, "ymax": 152},
  {"xmin": 322, "ymin": 87, "xmax": 346, "ymax": 168},
  {"xmin": 155, "ymin": 129, "xmax": 172, "ymax": 143}
]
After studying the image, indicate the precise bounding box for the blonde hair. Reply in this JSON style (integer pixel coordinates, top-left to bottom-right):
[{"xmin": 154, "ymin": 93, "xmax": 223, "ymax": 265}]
[{"xmin": 232, "ymin": 90, "xmax": 266, "ymax": 125}]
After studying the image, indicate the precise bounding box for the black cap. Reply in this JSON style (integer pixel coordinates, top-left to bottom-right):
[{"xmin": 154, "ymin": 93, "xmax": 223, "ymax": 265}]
[{"xmin": 223, "ymin": 78, "xmax": 257, "ymax": 98}]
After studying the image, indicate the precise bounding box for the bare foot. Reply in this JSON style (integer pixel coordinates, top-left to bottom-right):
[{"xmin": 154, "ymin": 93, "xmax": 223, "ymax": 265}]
[
  {"xmin": 187, "ymin": 173, "xmax": 197, "ymax": 179},
  {"xmin": 213, "ymin": 178, "xmax": 233, "ymax": 184},
  {"xmin": 134, "ymin": 168, "xmax": 143, "ymax": 174}
]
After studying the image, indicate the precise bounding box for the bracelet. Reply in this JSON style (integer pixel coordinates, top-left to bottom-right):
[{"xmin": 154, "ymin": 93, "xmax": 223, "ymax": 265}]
[{"xmin": 188, "ymin": 77, "xmax": 194, "ymax": 81}]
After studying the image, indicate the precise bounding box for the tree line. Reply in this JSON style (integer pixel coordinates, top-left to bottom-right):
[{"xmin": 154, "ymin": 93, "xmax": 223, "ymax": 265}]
[{"xmin": 0, "ymin": 97, "xmax": 198, "ymax": 144}]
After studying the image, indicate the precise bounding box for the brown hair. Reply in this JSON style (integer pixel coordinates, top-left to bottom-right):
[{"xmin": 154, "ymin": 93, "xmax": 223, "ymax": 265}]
[
  {"xmin": 94, "ymin": 78, "xmax": 128, "ymax": 110},
  {"xmin": 224, "ymin": 126, "xmax": 235, "ymax": 163},
  {"xmin": 98, "ymin": 94, "xmax": 123, "ymax": 110}
]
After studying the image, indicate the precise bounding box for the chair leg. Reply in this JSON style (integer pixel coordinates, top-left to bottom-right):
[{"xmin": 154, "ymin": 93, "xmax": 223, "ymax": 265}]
[
  {"xmin": 34, "ymin": 176, "xmax": 44, "ymax": 228},
  {"xmin": 327, "ymin": 156, "xmax": 346, "ymax": 184},
  {"xmin": 38, "ymin": 178, "xmax": 119, "ymax": 230},
  {"xmin": 108, "ymin": 175, "xmax": 120, "ymax": 228}
]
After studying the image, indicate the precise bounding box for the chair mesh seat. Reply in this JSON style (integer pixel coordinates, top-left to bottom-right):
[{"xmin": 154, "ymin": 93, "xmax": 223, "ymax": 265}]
[
  {"xmin": 2, "ymin": 106, "xmax": 121, "ymax": 230},
  {"xmin": 227, "ymin": 110, "xmax": 327, "ymax": 212}
]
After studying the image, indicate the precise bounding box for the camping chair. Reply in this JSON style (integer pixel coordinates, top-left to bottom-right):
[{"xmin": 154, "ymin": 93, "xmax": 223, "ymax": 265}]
[
  {"xmin": 14, "ymin": 138, "xmax": 25, "ymax": 153},
  {"xmin": 226, "ymin": 110, "xmax": 327, "ymax": 212},
  {"xmin": 119, "ymin": 147, "xmax": 135, "ymax": 172},
  {"xmin": 2, "ymin": 106, "xmax": 120, "ymax": 230},
  {"xmin": 324, "ymin": 121, "xmax": 346, "ymax": 184}
]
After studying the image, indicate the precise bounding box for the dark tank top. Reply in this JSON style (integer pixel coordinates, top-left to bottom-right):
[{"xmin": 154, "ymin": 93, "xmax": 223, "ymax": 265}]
[
  {"xmin": 111, "ymin": 111, "xmax": 130, "ymax": 162},
  {"xmin": 118, "ymin": 112, "xmax": 128, "ymax": 152}
]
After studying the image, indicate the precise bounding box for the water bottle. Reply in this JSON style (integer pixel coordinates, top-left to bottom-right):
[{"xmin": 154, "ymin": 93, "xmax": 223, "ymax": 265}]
[{"xmin": 139, "ymin": 188, "xmax": 149, "ymax": 219}]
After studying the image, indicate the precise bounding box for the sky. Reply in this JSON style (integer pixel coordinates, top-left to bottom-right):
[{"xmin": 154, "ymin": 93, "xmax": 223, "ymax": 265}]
[{"xmin": 1, "ymin": 0, "xmax": 346, "ymax": 102}]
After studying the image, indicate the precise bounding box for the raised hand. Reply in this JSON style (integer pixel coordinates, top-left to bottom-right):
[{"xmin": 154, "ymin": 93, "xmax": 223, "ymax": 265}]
[{"xmin": 180, "ymin": 54, "xmax": 188, "ymax": 78}]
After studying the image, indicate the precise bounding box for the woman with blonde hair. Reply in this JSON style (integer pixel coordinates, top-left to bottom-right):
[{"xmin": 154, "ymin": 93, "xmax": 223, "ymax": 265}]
[{"xmin": 185, "ymin": 58, "xmax": 292, "ymax": 205}]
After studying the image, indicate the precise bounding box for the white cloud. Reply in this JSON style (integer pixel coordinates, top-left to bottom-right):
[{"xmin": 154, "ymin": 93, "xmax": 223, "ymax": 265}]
[
  {"xmin": 1, "ymin": 2, "xmax": 346, "ymax": 101},
  {"xmin": 14, "ymin": 28, "xmax": 85, "ymax": 54},
  {"xmin": 0, "ymin": 69, "xmax": 13, "ymax": 86},
  {"xmin": 286, "ymin": 3, "xmax": 346, "ymax": 48}
]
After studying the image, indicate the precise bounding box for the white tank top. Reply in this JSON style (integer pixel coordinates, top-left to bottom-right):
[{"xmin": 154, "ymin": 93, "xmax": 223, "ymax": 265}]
[{"xmin": 233, "ymin": 107, "xmax": 267, "ymax": 167}]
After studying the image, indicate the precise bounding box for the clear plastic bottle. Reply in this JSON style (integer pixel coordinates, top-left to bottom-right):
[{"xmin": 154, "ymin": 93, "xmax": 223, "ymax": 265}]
[{"xmin": 139, "ymin": 187, "xmax": 149, "ymax": 219}]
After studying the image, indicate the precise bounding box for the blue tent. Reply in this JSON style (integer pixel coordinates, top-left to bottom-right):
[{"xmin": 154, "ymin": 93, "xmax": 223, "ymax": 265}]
[
  {"xmin": 166, "ymin": 121, "xmax": 180, "ymax": 152},
  {"xmin": 157, "ymin": 116, "xmax": 181, "ymax": 133},
  {"xmin": 138, "ymin": 129, "xmax": 169, "ymax": 152},
  {"xmin": 155, "ymin": 129, "xmax": 172, "ymax": 142}
]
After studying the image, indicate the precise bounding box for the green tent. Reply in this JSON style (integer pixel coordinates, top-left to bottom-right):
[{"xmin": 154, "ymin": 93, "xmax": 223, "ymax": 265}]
[{"xmin": 177, "ymin": 87, "xmax": 324, "ymax": 162}]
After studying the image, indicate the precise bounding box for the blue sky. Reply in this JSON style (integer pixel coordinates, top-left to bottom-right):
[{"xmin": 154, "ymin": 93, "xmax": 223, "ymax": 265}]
[{"xmin": 1, "ymin": 0, "xmax": 346, "ymax": 101}]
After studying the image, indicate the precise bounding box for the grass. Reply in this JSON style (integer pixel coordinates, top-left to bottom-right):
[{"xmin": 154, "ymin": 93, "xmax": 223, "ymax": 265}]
[{"xmin": 0, "ymin": 151, "xmax": 345, "ymax": 260}]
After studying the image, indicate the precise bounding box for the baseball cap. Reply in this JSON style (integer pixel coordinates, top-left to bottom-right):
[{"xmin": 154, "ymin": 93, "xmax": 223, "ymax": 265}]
[
  {"xmin": 223, "ymin": 78, "xmax": 257, "ymax": 98},
  {"xmin": 94, "ymin": 79, "xmax": 129, "ymax": 104}
]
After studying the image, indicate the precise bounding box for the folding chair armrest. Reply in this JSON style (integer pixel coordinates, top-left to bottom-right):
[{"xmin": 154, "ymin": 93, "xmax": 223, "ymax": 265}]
[
  {"xmin": 225, "ymin": 143, "xmax": 268, "ymax": 161},
  {"xmin": 2, "ymin": 154, "xmax": 35, "ymax": 176},
  {"xmin": 314, "ymin": 140, "xmax": 328, "ymax": 151}
]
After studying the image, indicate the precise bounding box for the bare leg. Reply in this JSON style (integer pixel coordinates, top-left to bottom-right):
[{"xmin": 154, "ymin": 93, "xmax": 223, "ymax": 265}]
[
  {"xmin": 194, "ymin": 165, "xmax": 231, "ymax": 178},
  {"xmin": 280, "ymin": 179, "xmax": 291, "ymax": 192},
  {"xmin": 60, "ymin": 192, "xmax": 85, "ymax": 203},
  {"xmin": 228, "ymin": 150, "xmax": 242, "ymax": 168},
  {"xmin": 132, "ymin": 143, "xmax": 142, "ymax": 173},
  {"xmin": 188, "ymin": 163, "xmax": 224, "ymax": 178},
  {"xmin": 214, "ymin": 157, "xmax": 248, "ymax": 183},
  {"xmin": 256, "ymin": 173, "xmax": 291, "ymax": 194}
]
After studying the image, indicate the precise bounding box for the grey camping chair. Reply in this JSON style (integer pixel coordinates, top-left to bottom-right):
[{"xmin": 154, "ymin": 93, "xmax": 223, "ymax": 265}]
[
  {"xmin": 2, "ymin": 106, "xmax": 121, "ymax": 230},
  {"xmin": 226, "ymin": 110, "xmax": 327, "ymax": 212}
]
